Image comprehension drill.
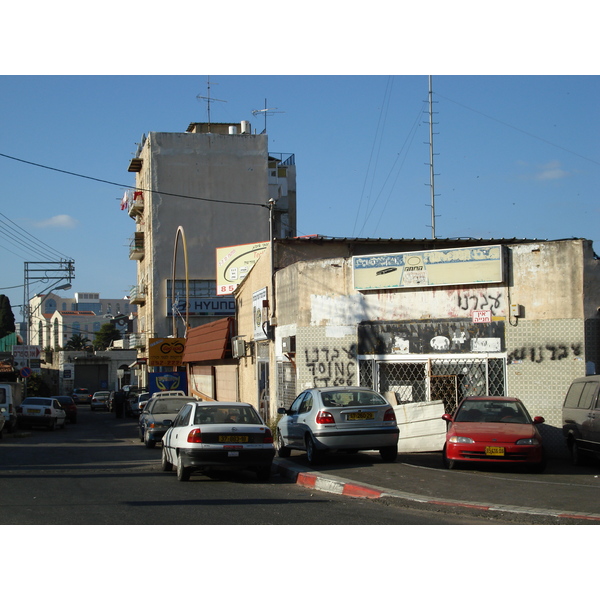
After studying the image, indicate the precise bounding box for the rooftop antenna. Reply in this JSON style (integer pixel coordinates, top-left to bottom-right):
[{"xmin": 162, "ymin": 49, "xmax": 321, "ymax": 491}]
[
  {"xmin": 196, "ymin": 77, "xmax": 226, "ymax": 133},
  {"xmin": 251, "ymin": 99, "xmax": 284, "ymax": 133},
  {"xmin": 425, "ymin": 75, "xmax": 440, "ymax": 239}
]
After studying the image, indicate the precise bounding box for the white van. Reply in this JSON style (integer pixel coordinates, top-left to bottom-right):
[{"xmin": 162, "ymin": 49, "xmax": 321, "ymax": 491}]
[
  {"xmin": 562, "ymin": 375, "xmax": 600, "ymax": 465},
  {"xmin": 0, "ymin": 383, "xmax": 18, "ymax": 433}
]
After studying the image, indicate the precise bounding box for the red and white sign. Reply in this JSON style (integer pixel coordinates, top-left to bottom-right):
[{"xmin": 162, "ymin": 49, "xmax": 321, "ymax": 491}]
[
  {"xmin": 472, "ymin": 310, "xmax": 492, "ymax": 324},
  {"xmin": 12, "ymin": 345, "xmax": 41, "ymax": 359}
]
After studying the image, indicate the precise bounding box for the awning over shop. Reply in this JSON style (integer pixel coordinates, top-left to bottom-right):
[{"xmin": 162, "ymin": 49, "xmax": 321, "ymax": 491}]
[{"xmin": 182, "ymin": 317, "xmax": 234, "ymax": 363}]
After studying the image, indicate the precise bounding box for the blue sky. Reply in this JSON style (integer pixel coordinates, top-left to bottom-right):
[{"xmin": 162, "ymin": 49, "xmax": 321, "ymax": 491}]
[{"xmin": 1, "ymin": 7, "xmax": 598, "ymax": 318}]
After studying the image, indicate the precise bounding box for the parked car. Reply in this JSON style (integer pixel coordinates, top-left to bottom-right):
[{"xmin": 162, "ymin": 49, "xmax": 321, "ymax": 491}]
[
  {"xmin": 161, "ymin": 401, "xmax": 275, "ymax": 481},
  {"xmin": 52, "ymin": 396, "xmax": 78, "ymax": 423},
  {"xmin": 127, "ymin": 392, "xmax": 150, "ymax": 417},
  {"xmin": 139, "ymin": 395, "xmax": 195, "ymax": 448},
  {"xmin": 442, "ymin": 396, "xmax": 546, "ymax": 472},
  {"xmin": 0, "ymin": 383, "xmax": 18, "ymax": 433},
  {"xmin": 276, "ymin": 386, "xmax": 400, "ymax": 465},
  {"xmin": 0, "ymin": 408, "xmax": 5, "ymax": 438},
  {"xmin": 17, "ymin": 397, "xmax": 67, "ymax": 430},
  {"xmin": 72, "ymin": 388, "xmax": 92, "ymax": 404},
  {"xmin": 91, "ymin": 391, "xmax": 110, "ymax": 411},
  {"xmin": 562, "ymin": 375, "xmax": 600, "ymax": 465}
]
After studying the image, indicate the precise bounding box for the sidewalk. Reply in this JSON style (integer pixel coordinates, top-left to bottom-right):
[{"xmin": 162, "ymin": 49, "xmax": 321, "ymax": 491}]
[{"xmin": 272, "ymin": 452, "xmax": 600, "ymax": 524}]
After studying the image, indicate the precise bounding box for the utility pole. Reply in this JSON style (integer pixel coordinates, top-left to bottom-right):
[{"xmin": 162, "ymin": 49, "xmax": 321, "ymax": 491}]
[{"xmin": 428, "ymin": 75, "xmax": 439, "ymax": 239}]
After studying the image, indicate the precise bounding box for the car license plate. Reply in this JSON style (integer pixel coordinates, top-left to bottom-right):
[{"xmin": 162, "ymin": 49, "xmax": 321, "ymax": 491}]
[
  {"xmin": 485, "ymin": 446, "xmax": 505, "ymax": 456},
  {"xmin": 219, "ymin": 435, "xmax": 248, "ymax": 443},
  {"xmin": 348, "ymin": 412, "xmax": 374, "ymax": 421},
  {"xmin": 28, "ymin": 409, "xmax": 41, "ymax": 414}
]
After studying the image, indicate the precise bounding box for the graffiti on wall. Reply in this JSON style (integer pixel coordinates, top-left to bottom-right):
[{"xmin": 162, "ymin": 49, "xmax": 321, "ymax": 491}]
[
  {"xmin": 456, "ymin": 291, "xmax": 504, "ymax": 316},
  {"xmin": 508, "ymin": 343, "xmax": 583, "ymax": 364},
  {"xmin": 358, "ymin": 320, "xmax": 505, "ymax": 355},
  {"xmin": 304, "ymin": 345, "xmax": 357, "ymax": 387}
]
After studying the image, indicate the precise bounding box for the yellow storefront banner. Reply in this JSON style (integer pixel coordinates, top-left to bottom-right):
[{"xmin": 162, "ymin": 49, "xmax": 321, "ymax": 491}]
[{"xmin": 148, "ymin": 338, "xmax": 186, "ymax": 367}]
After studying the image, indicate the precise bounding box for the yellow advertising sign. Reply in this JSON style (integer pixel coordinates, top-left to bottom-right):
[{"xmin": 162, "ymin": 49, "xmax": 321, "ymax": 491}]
[
  {"xmin": 216, "ymin": 241, "xmax": 269, "ymax": 296},
  {"xmin": 148, "ymin": 338, "xmax": 186, "ymax": 367}
]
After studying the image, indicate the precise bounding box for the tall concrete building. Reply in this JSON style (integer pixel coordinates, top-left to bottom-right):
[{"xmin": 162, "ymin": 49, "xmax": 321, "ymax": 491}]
[{"xmin": 124, "ymin": 120, "xmax": 296, "ymax": 385}]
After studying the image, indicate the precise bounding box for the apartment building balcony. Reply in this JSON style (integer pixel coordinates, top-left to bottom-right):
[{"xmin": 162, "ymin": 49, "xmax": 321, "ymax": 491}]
[
  {"xmin": 129, "ymin": 285, "xmax": 146, "ymax": 305},
  {"xmin": 128, "ymin": 191, "xmax": 144, "ymax": 218},
  {"xmin": 130, "ymin": 333, "xmax": 146, "ymax": 349},
  {"xmin": 129, "ymin": 232, "xmax": 145, "ymax": 260}
]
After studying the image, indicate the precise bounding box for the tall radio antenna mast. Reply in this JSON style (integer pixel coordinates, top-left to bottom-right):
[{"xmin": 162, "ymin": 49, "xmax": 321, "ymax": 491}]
[
  {"xmin": 196, "ymin": 77, "xmax": 226, "ymax": 133},
  {"xmin": 427, "ymin": 75, "xmax": 440, "ymax": 239}
]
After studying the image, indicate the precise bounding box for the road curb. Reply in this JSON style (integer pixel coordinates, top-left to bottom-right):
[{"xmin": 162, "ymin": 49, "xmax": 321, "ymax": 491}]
[{"xmin": 273, "ymin": 459, "xmax": 600, "ymax": 523}]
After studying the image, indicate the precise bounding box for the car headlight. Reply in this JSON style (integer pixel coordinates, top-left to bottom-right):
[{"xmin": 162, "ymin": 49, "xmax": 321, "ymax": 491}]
[
  {"xmin": 449, "ymin": 436, "xmax": 474, "ymax": 444},
  {"xmin": 516, "ymin": 438, "xmax": 540, "ymax": 445}
]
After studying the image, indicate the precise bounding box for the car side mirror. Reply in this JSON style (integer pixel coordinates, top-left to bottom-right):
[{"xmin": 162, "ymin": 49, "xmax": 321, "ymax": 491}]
[
  {"xmin": 533, "ymin": 416, "xmax": 545, "ymax": 424},
  {"xmin": 277, "ymin": 407, "xmax": 288, "ymax": 415},
  {"xmin": 441, "ymin": 413, "xmax": 453, "ymax": 422},
  {"xmin": 163, "ymin": 419, "xmax": 173, "ymax": 427}
]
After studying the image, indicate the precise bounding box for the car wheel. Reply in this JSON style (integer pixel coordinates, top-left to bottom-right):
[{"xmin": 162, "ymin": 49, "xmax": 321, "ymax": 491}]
[
  {"xmin": 442, "ymin": 445, "xmax": 456, "ymax": 469},
  {"xmin": 275, "ymin": 429, "xmax": 291, "ymax": 458},
  {"xmin": 145, "ymin": 434, "xmax": 156, "ymax": 449},
  {"xmin": 255, "ymin": 466, "xmax": 271, "ymax": 482},
  {"xmin": 161, "ymin": 447, "xmax": 173, "ymax": 472},
  {"xmin": 177, "ymin": 454, "xmax": 191, "ymax": 481},
  {"xmin": 60, "ymin": 419, "xmax": 66, "ymax": 429},
  {"xmin": 48, "ymin": 418, "xmax": 56, "ymax": 431},
  {"xmin": 305, "ymin": 435, "xmax": 322, "ymax": 465},
  {"xmin": 570, "ymin": 438, "xmax": 583, "ymax": 466},
  {"xmin": 139, "ymin": 429, "xmax": 144, "ymax": 442},
  {"xmin": 379, "ymin": 446, "xmax": 398, "ymax": 462}
]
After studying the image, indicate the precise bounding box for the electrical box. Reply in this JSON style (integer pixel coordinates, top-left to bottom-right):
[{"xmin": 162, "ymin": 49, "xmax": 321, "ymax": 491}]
[
  {"xmin": 232, "ymin": 338, "xmax": 246, "ymax": 359},
  {"xmin": 282, "ymin": 336, "xmax": 296, "ymax": 354},
  {"xmin": 510, "ymin": 304, "xmax": 523, "ymax": 318}
]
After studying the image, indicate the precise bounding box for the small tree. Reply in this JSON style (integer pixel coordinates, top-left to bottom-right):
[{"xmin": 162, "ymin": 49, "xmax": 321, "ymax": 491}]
[
  {"xmin": 0, "ymin": 294, "xmax": 16, "ymax": 338},
  {"xmin": 64, "ymin": 333, "xmax": 92, "ymax": 351},
  {"xmin": 93, "ymin": 322, "xmax": 122, "ymax": 351}
]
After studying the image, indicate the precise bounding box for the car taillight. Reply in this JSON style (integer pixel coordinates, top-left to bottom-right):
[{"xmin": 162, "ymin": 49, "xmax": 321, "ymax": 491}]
[
  {"xmin": 187, "ymin": 428, "xmax": 202, "ymax": 443},
  {"xmin": 44, "ymin": 408, "xmax": 51, "ymax": 416},
  {"xmin": 316, "ymin": 410, "xmax": 335, "ymax": 424},
  {"xmin": 263, "ymin": 428, "xmax": 273, "ymax": 443},
  {"xmin": 383, "ymin": 408, "xmax": 396, "ymax": 422}
]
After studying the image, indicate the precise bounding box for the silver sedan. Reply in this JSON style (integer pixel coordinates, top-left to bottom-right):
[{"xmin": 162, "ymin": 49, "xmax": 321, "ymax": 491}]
[{"xmin": 276, "ymin": 386, "xmax": 399, "ymax": 464}]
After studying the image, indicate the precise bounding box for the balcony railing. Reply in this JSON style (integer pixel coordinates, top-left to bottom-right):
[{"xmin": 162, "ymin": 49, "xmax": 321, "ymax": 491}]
[
  {"xmin": 129, "ymin": 285, "xmax": 146, "ymax": 305},
  {"xmin": 129, "ymin": 333, "xmax": 146, "ymax": 349},
  {"xmin": 129, "ymin": 233, "xmax": 144, "ymax": 260}
]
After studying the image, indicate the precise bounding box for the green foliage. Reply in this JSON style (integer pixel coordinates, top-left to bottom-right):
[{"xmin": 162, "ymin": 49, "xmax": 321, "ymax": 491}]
[
  {"xmin": 0, "ymin": 295, "xmax": 16, "ymax": 338},
  {"xmin": 64, "ymin": 333, "xmax": 92, "ymax": 351},
  {"xmin": 25, "ymin": 372, "xmax": 52, "ymax": 396},
  {"xmin": 93, "ymin": 322, "xmax": 122, "ymax": 351}
]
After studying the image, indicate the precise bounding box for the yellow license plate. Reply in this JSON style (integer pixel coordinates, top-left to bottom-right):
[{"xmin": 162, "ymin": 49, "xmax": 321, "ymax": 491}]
[
  {"xmin": 28, "ymin": 409, "xmax": 41, "ymax": 414},
  {"xmin": 348, "ymin": 412, "xmax": 374, "ymax": 421},
  {"xmin": 485, "ymin": 446, "xmax": 505, "ymax": 456},
  {"xmin": 219, "ymin": 435, "xmax": 248, "ymax": 443}
]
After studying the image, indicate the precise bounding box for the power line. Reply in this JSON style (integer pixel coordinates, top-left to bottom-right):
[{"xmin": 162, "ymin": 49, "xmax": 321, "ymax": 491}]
[{"xmin": 0, "ymin": 152, "xmax": 270, "ymax": 209}]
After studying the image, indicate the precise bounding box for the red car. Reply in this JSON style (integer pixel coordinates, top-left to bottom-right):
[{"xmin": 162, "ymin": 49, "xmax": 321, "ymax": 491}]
[
  {"xmin": 442, "ymin": 396, "xmax": 546, "ymax": 472},
  {"xmin": 53, "ymin": 396, "xmax": 78, "ymax": 424}
]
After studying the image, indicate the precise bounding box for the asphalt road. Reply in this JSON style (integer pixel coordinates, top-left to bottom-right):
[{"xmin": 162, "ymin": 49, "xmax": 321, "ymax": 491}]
[{"xmin": 0, "ymin": 406, "xmax": 493, "ymax": 526}]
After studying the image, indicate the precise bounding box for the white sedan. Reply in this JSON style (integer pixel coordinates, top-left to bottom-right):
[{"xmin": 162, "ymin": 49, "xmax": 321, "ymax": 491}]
[
  {"xmin": 161, "ymin": 401, "xmax": 275, "ymax": 482},
  {"xmin": 17, "ymin": 397, "xmax": 67, "ymax": 430}
]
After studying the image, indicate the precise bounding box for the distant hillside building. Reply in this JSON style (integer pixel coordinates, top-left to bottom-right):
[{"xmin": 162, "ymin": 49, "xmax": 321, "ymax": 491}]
[{"xmin": 124, "ymin": 120, "xmax": 296, "ymax": 389}]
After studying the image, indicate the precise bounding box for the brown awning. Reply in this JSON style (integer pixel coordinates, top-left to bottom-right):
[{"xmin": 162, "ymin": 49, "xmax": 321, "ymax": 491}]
[{"xmin": 182, "ymin": 317, "xmax": 234, "ymax": 363}]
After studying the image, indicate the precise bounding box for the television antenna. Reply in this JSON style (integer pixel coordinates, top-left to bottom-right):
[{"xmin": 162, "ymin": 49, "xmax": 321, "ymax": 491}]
[
  {"xmin": 196, "ymin": 77, "xmax": 227, "ymax": 132},
  {"xmin": 251, "ymin": 99, "xmax": 284, "ymax": 133}
]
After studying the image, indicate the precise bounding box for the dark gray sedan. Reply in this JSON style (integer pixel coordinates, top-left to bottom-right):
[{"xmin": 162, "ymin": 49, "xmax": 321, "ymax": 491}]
[
  {"xmin": 276, "ymin": 386, "xmax": 399, "ymax": 464},
  {"xmin": 138, "ymin": 395, "xmax": 195, "ymax": 448}
]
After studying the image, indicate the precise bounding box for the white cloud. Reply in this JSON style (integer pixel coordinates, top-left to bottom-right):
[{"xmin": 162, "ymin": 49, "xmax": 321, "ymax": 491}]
[
  {"xmin": 535, "ymin": 160, "xmax": 570, "ymax": 181},
  {"xmin": 33, "ymin": 214, "xmax": 78, "ymax": 229}
]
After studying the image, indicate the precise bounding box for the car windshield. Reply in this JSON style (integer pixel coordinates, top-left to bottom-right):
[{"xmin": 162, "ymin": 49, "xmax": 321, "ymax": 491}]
[
  {"xmin": 151, "ymin": 399, "xmax": 189, "ymax": 414},
  {"xmin": 320, "ymin": 390, "xmax": 387, "ymax": 407},
  {"xmin": 193, "ymin": 405, "xmax": 263, "ymax": 425},
  {"xmin": 24, "ymin": 398, "xmax": 51, "ymax": 406},
  {"xmin": 455, "ymin": 400, "xmax": 531, "ymax": 424}
]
